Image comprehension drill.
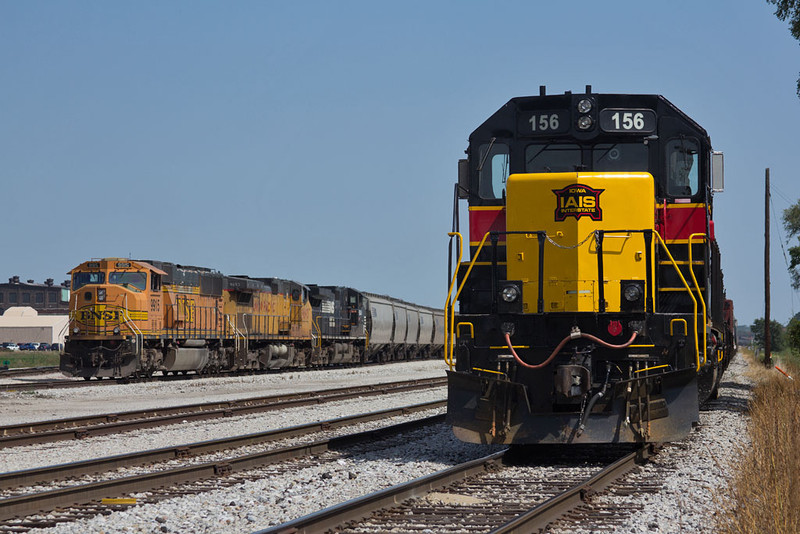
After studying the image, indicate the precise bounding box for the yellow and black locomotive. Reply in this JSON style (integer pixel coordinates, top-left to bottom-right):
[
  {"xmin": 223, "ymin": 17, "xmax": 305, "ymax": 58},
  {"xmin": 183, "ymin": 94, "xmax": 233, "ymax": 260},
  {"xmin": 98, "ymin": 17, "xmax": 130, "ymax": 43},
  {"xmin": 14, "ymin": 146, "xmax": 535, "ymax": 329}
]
[{"xmin": 445, "ymin": 87, "xmax": 733, "ymax": 444}]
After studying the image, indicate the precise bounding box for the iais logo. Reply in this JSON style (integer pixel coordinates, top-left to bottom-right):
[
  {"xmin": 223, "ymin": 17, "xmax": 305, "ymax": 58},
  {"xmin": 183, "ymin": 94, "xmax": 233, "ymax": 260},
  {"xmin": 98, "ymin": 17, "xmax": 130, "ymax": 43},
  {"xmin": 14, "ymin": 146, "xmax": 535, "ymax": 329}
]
[{"xmin": 552, "ymin": 183, "xmax": 604, "ymax": 221}]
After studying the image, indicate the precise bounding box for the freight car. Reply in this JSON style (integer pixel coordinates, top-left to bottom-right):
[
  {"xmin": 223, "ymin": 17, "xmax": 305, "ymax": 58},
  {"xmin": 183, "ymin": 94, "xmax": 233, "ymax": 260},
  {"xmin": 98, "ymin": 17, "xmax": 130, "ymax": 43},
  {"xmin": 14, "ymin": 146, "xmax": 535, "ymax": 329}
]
[
  {"xmin": 60, "ymin": 259, "xmax": 443, "ymax": 379},
  {"xmin": 444, "ymin": 86, "xmax": 735, "ymax": 444}
]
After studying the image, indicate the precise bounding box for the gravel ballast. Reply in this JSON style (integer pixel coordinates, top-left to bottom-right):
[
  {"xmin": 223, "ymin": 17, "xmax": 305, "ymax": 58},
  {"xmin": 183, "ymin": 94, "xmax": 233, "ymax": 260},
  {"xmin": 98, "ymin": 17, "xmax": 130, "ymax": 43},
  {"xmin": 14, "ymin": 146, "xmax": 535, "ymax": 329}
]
[{"xmin": 4, "ymin": 356, "xmax": 754, "ymax": 533}]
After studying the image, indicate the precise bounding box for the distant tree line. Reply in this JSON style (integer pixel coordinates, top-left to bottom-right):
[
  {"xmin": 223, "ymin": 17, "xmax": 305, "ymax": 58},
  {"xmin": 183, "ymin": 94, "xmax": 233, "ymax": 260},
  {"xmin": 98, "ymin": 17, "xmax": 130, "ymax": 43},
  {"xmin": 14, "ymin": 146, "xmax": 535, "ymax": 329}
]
[{"xmin": 750, "ymin": 314, "xmax": 800, "ymax": 354}]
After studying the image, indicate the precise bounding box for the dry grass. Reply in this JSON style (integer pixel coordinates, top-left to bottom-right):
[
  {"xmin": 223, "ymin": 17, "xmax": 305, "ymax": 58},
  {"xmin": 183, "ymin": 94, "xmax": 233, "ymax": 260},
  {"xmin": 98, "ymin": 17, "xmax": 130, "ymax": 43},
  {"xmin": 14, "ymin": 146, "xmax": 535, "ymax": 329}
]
[{"xmin": 718, "ymin": 352, "xmax": 800, "ymax": 533}]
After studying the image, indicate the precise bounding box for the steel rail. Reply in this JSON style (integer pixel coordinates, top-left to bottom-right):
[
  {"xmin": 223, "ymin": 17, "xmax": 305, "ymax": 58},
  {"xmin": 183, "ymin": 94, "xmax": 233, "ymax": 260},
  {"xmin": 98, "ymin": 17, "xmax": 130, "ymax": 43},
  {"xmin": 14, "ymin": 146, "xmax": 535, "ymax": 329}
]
[
  {"xmin": 0, "ymin": 400, "xmax": 445, "ymax": 491},
  {"xmin": 0, "ymin": 379, "xmax": 110, "ymax": 393},
  {"xmin": 256, "ymin": 451, "xmax": 508, "ymax": 534},
  {"xmin": 258, "ymin": 445, "xmax": 651, "ymax": 534},
  {"xmin": 489, "ymin": 445, "xmax": 652, "ymax": 533},
  {"xmin": 0, "ymin": 409, "xmax": 446, "ymax": 522},
  {"xmin": 0, "ymin": 360, "xmax": 443, "ymax": 393},
  {"xmin": 0, "ymin": 377, "xmax": 446, "ymax": 447},
  {"xmin": 0, "ymin": 367, "xmax": 59, "ymax": 378}
]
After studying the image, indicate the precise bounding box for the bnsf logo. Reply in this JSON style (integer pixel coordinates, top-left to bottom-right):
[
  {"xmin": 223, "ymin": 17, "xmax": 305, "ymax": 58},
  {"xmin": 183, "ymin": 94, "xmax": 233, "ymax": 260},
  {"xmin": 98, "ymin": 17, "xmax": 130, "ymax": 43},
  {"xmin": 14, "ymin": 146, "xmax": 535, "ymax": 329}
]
[
  {"xmin": 79, "ymin": 310, "xmax": 121, "ymax": 322},
  {"xmin": 76, "ymin": 305, "xmax": 123, "ymax": 326}
]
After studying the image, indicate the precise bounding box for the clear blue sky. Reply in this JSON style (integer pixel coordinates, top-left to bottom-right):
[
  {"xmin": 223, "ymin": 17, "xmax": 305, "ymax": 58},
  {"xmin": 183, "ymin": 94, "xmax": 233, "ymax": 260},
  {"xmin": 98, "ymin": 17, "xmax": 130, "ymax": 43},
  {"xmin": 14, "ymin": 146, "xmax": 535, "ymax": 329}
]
[{"xmin": 2, "ymin": 1, "xmax": 799, "ymax": 326}]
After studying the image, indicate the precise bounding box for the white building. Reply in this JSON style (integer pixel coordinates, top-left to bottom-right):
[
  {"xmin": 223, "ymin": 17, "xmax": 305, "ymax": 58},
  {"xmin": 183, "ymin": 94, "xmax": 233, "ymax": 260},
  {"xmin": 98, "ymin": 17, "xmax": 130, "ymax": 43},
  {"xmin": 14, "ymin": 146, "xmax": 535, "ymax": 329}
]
[{"xmin": 0, "ymin": 307, "xmax": 68, "ymax": 345}]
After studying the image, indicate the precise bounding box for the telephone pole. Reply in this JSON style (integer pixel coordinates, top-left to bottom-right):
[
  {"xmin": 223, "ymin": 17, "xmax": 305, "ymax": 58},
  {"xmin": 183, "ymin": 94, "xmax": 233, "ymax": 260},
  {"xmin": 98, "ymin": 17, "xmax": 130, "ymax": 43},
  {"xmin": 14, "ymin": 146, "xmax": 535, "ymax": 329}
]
[{"xmin": 765, "ymin": 168, "xmax": 772, "ymax": 367}]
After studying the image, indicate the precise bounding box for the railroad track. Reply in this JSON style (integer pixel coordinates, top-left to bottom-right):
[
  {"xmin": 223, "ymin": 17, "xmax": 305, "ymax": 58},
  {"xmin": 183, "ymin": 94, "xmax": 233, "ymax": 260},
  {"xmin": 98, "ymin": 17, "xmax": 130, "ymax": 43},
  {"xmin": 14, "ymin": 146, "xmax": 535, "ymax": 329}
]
[
  {"xmin": 0, "ymin": 360, "xmax": 441, "ymax": 392},
  {"xmin": 0, "ymin": 367, "xmax": 58, "ymax": 379},
  {"xmin": 0, "ymin": 376, "xmax": 446, "ymax": 448},
  {"xmin": 261, "ymin": 444, "xmax": 653, "ymax": 533},
  {"xmin": 0, "ymin": 403, "xmax": 446, "ymax": 531}
]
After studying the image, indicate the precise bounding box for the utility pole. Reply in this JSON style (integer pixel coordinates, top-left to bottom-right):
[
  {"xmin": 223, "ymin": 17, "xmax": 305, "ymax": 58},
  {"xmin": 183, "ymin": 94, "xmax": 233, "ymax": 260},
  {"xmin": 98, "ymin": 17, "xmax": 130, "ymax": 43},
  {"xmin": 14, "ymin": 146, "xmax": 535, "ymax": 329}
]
[{"xmin": 765, "ymin": 168, "xmax": 772, "ymax": 368}]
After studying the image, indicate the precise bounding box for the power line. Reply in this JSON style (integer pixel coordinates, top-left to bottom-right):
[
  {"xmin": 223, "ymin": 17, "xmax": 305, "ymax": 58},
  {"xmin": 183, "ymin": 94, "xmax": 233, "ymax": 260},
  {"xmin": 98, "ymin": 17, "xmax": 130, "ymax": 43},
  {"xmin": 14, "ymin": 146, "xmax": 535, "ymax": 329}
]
[
  {"xmin": 771, "ymin": 182, "xmax": 795, "ymax": 205},
  {"xmin": 770, "ymin": 190, "xmax": 799, "ymax": 317}
]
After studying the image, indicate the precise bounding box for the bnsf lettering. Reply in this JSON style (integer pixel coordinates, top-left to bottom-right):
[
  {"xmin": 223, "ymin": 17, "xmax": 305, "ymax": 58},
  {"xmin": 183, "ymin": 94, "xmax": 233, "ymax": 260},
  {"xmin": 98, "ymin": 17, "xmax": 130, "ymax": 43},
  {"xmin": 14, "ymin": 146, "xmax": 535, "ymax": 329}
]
[{"xmin": 79, "ymin": 310, "xmax": 121, "ymax": 322}]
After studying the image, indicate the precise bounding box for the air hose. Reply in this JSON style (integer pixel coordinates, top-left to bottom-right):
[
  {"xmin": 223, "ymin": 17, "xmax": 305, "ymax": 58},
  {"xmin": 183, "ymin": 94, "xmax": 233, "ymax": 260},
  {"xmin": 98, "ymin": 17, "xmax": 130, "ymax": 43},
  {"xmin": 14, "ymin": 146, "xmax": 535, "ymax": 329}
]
[
  {"xmin": 503, "ymin": 328, "xmax": 638, "ymax": 370},
  {"xmin": 577, "ymin": 362, "xmax": 612, "ymax": 437}
]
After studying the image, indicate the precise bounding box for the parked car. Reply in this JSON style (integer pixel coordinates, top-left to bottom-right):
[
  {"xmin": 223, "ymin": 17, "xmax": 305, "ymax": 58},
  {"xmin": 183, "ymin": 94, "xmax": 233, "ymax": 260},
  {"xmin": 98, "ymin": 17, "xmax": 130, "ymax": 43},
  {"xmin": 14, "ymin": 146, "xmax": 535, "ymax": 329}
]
[
  {"xmin": 1, "ymin": 343, "xmax": 20, "ymax": 351},
  {"xmin": 38, "ymin": 343, "xmax": 50, "ymax": 351},
  {"xmin": 18, "ymin": 343, "xmax": 37, "ymax": 351}
]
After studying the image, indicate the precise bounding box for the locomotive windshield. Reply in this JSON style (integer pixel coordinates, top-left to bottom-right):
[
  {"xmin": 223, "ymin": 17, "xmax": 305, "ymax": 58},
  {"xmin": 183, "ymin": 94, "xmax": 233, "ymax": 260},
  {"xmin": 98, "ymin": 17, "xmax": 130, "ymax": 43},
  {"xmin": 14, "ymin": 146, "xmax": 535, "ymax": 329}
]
[
  {"xmin": 110, "ymin": 271, "xmax": 147, "ymax": 291},
  {"xmin": 477, "ymin": 141, "xmax": 651, "ymax": 199},
  {"xmin": 592, "ymin": 143, "xmax": 648, "ymax": 172},
  {"xmin": 72, "ymin": 272, "xmax": 105, "ymax": 289},
  {"xmin": 525, "ymin": 143, "xmax": 581, "ymax": 172}
]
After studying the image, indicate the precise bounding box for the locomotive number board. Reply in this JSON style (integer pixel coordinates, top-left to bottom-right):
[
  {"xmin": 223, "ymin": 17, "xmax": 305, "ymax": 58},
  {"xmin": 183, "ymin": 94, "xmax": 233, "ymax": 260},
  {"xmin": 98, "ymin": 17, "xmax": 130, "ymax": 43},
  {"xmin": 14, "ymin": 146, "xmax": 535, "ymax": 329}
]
[
  {"xmin": 598, "ymin": 108, "xmax": 656, "ymax": 133},
  {"xmin": 517, "ymin": 110, "xmax": 570, "ymax": 135}
]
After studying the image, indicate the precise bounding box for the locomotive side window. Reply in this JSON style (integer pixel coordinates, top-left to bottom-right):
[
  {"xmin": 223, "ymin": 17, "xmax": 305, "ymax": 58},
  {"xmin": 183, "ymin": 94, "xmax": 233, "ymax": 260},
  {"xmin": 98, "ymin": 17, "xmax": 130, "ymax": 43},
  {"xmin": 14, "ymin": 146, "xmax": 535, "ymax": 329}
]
[
  {"xmin": 151, "ymin": 272, "xmax": 161, "ymax": 291},
  {"xmin": 110, "ymin": 271, "xmax": 147, "ymax": 291},
  {"xmin": 73, "ymin": 272, "xmax": 105, "ymax": 289},
  {"xmin": 477, "ymin": 142, "xmax": 509, "ymax": 199},
  {"xmin": 666, "ymin": 138, "xmax": 699, "ymax": 197},
  {"xmin": 525, "ymin": 143, "xmax": 581, "ymax": 173},
  {"xmin": 592, "ymin": 143, "xmax": 648, "ymax": 172}
]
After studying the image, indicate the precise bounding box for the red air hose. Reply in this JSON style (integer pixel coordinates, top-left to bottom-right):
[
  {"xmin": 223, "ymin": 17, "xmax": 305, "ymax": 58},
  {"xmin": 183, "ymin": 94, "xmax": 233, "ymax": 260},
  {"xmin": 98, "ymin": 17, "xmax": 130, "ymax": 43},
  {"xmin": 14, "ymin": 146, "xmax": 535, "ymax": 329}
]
[{"xmin": 504, "ymin": 330, "xmax": 638, "ymax": 370}]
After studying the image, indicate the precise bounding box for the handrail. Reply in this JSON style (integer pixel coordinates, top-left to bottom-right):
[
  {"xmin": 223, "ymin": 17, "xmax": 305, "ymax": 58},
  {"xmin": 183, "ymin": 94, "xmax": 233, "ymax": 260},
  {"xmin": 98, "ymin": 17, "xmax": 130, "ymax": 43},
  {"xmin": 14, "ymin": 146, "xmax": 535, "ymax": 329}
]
[
  {"xmin": 669, "ymin": 318, "xmax": 688, "ymax": 337},
  {"xmin": 653, "ymin": 231, "xmax": 701, "ymax": 371},
  {"xmin": 225, "ymin": 314, "xmax": 244, "ymax": 356},
  {"xmin": 456, "ymin": 322, "xmax": 474, "ymax": 339},
  {"xmin": 688, "ymin": 233, "xmax": 709, "ymax": 365},
  {"xmin": 444, "ymin": 232, "xmax": 464, "ymax": 369},
  {"xmin": 446, "ymin": 226, "xmax": 703, "ymax": 372},
  {"xmin": 311, "ymin": 316, "xmax": 321, "ymax": 348},
  {"xmin": 241, "ymin": 314, "xmax": 250, "ymax": 354},
  {"xmin": 121, "ymin": 295, "xmax": 143, "ymax": 357},
  {"xmin": 446, "ymin": 231, "xmax": 495, "ymax": 369}
]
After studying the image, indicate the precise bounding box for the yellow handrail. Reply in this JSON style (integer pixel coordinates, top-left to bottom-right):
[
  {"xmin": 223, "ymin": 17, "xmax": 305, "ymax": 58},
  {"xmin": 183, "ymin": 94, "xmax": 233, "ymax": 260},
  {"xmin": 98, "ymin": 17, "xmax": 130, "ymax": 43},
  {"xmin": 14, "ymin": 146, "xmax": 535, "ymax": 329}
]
[
  {"xmin": 445, "ymin": 231, "xmax": 493, "ymax": 369},
  {"xmin": 669, "ymin": 318, "xmax": 688, "ymax": 337},
  {"xmin": 456, "ymin": 322, "xmax": 474, "ymax": 339},
  {"xmin": 654, "ymin": 231, "xmax": 701, "ymax": 371},
  {"xmin": 444, "ymin": 232, "xmax": 463, "ymax": 369},
  {"xmin": 688, "ymin": 233, "xmax": 709, "ymax": 366},
  {"xmin": 634, "ymin": 364, "xmax": 670, "ymax": 373},
  {"xmin": 446, "ymin": 229, "xmax": 704, "ymax": 373}
]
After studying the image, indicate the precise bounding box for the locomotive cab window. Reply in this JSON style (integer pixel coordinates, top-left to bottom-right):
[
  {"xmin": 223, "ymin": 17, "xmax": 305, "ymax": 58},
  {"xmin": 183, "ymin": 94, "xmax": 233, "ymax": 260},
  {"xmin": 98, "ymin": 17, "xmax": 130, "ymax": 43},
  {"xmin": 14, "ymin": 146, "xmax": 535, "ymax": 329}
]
[
  {"xmin": 73, "ymin": 272, "xmax": 105, "ymax": 289},
  {"xmin": 110, "ymin": 271, "xmax": 147, "ymax": 291},
  {"xmin": 525, "ymin": 143, "xmax": 581, "ymax": 173},
  {"xmin": 666, "ymin": 138, "xmax": 699, "ymax": 197},
  {"xmin": 592, "ymin": 143, "xmax": 648, "ymax": 172},
  {"xmin": 477, "ymin": 142, "xmax": 509, "ymax": 199}
]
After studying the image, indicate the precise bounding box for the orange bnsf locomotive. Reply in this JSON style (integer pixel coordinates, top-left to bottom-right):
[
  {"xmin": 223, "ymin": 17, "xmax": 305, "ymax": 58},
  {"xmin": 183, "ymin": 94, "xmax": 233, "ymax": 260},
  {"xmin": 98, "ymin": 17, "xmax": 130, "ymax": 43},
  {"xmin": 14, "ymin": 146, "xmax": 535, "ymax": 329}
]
[
  {"xmin": 445, "ymin": 87, "xmax": 734, "ymax": 444},
  {"xmin": 62, "ymin": 259, "xmax": 443, "ymax": 379}
]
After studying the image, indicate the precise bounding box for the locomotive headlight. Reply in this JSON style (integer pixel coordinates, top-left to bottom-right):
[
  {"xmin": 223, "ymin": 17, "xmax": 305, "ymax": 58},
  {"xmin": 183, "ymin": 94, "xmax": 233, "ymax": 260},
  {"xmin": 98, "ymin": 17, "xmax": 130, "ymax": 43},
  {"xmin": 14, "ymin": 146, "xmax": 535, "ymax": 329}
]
[
  {"xmin": 97, "ymin": 288, "xmax": 106, "ymax": 302},
  {"xmin": 577, "ymin": 115, "xmax": 594, "ymax": 130},
  {"xmin": 577, "ymin": 98, "xmax": 593, "ymax": 113},
  {"xmin": 623, "ymin": 283, "xmax": 643, "ymax": 302},
  {"xmin": 501, "ymin": 285, "xmax": 520, "ymax": 303},
  {"xmin": 73, "ymin": 327, "xmax": 80, "ymax": 335},
  {"xmin": 113, "ymin": 326, "xmax": 121, "ymax": 335}
]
